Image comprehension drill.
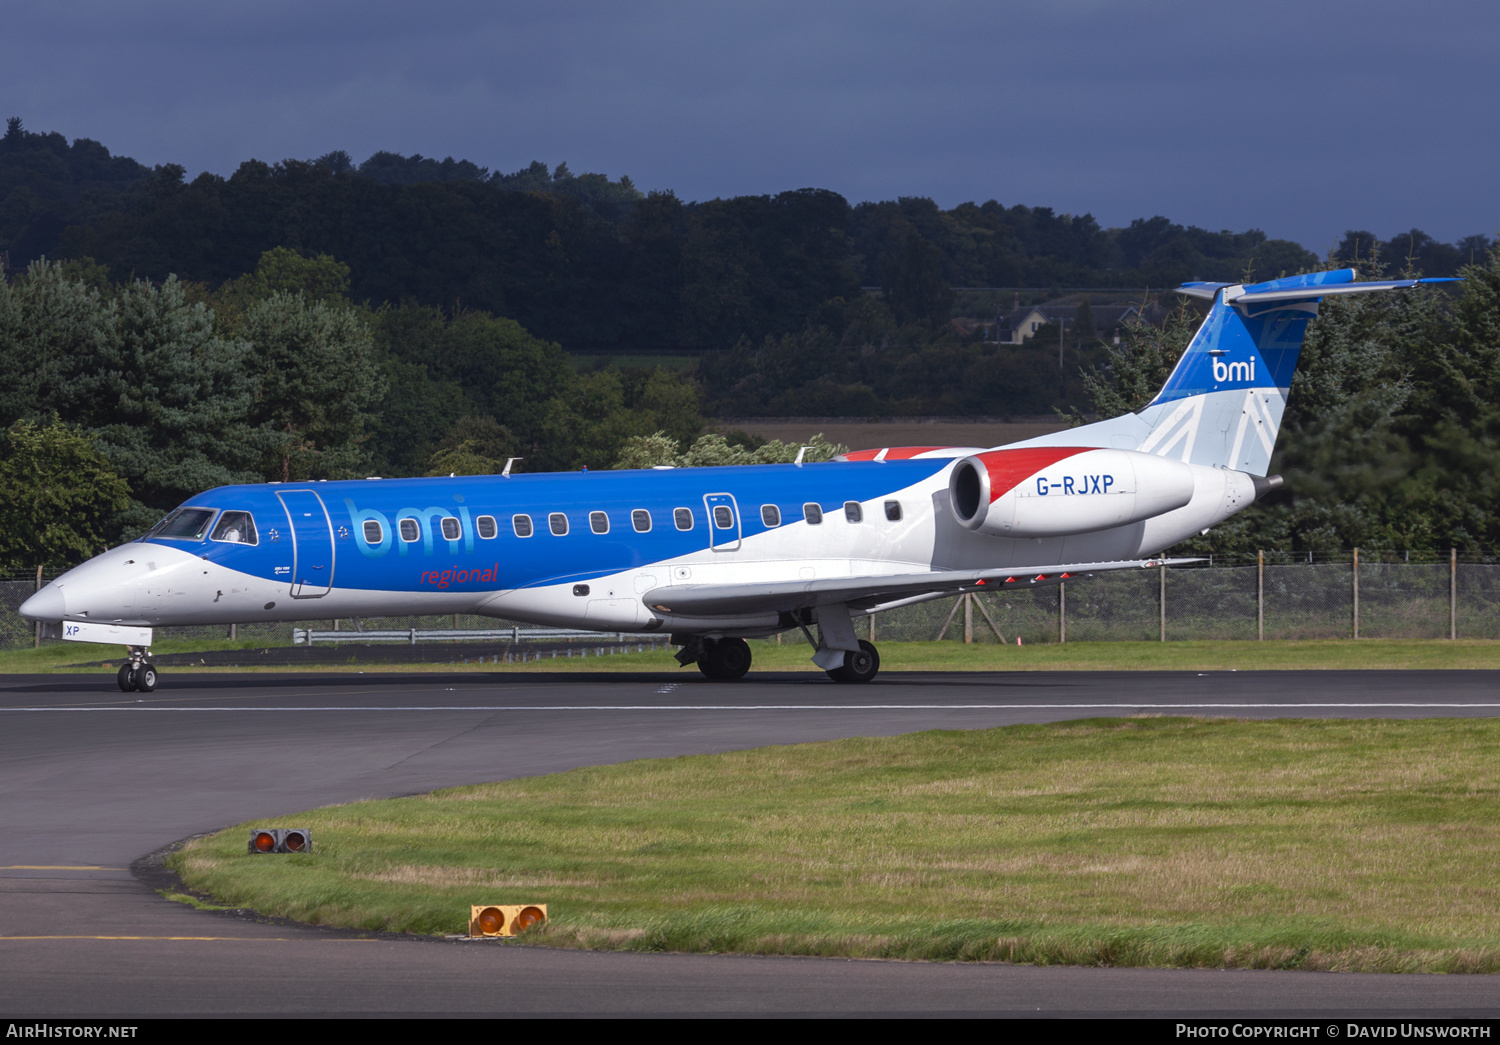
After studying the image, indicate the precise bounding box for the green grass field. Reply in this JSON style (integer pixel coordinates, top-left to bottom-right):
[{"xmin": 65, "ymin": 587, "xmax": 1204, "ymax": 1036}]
[
  {"xmin": 169, "ymin": 717, "xmax": 1500, "ymax": 972},
  {"xmin": 10, "ymin": 637, "xmax": 1500, "ymax": 674}
]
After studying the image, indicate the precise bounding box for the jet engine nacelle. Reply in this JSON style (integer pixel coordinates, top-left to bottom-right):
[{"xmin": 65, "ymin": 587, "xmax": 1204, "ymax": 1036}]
[{"xmin": 949, "ymin": 446, "xmax": 1197, "ymax": 537}]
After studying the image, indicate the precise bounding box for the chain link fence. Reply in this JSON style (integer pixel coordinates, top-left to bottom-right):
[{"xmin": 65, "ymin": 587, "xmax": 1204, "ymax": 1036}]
[
  {"xmin": 870, "ymin": 552, "xmax": 1496, "ymax": 644},
  {"xmin": 5, "ymin": 552, "xmax": 1499, "ymax": 653}
]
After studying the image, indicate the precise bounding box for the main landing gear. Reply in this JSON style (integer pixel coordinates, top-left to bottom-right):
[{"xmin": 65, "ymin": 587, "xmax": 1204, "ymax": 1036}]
[
  {"xmin": 673, "ymin": 636, "xmax": 753, "ymax": 680},
  {"xmin": 801, "ymin": 604, "xmax": 881, "ymax": 684},
  {"xmin": 826, "ymin": 640, "xmax": 880, "ymax": 684},
  {"xmin": 672, "ymin": 630, "xmax": 883, "ymax": 684},
  {"xmin": 117, "ymin": 646, "xmax": 157, "ymax": 693}
]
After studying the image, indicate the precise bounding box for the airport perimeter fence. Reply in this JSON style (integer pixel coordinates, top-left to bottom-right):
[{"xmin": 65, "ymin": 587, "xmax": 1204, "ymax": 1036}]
[{"xmin": 3, "ymin": 550, "xmax": 1500, "ymax": 653}]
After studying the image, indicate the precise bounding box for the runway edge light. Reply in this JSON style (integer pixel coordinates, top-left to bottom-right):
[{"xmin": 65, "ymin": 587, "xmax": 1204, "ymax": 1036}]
[
  {"xmin": 248, "ymin": 828, "xmax": 312, "ymax": 854},
  {"xmin": 469, "ymin": 904, "xmax": 548, "ymax": 937}
]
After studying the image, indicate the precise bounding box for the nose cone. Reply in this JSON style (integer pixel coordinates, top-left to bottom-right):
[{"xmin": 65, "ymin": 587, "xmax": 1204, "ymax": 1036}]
[{"xmin": 19, "ymin": 584, "xmax": 66, "ymax": 622}]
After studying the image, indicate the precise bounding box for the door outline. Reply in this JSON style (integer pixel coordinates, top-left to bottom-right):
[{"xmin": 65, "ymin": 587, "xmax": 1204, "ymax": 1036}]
[
  {"xmin": 276, "ymin": 489, "xmax": 336, "ymax": 598},
  {"xmin": 702, "ymin": 493, "xmax": 742, "ymax": 552}
]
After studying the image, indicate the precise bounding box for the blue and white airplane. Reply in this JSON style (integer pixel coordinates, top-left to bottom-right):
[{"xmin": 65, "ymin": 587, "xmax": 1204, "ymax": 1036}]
[{"xmin": 20, "ymin": 269, "xmax": 1451, "ymax": 691}]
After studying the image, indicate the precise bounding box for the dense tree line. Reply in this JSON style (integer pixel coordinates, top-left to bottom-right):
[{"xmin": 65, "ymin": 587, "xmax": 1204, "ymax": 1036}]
[
  {"xmin": 6, "ymin": 119, "xmax": 1490, "ymax": 365},
  {"xmin": 696, "ymin": 295, "xmax": 1108, "ymax": 416},
  {"xmin": 0, "ymin": 250, "xmax": 708, "ymax": 568}
]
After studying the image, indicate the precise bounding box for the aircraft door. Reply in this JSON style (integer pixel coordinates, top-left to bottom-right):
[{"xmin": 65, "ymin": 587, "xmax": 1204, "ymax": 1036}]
[
  {"xmin": 703, "ymin": 493, "xmax": 742, "ymax": 551},
  {"xmin": 276, "ymin": 490, "xmax": 335, "ymax": 598}
]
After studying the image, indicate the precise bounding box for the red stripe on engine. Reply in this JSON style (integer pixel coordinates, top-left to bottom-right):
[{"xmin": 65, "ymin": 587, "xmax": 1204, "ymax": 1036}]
[{"xmin": 973, "ymin": 446, "xmax": 1093, "ymax": 502}]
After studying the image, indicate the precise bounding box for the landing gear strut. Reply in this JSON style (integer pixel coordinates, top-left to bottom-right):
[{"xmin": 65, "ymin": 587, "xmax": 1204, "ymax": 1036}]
[{"xmin": 117, "ymin": 646, "xmax": 157, "ymax": 693}]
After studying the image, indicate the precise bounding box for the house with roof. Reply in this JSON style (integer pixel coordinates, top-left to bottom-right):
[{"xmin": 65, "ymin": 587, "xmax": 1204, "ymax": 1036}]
[{"xmin": 996, "ymin": 296, "xmax": 1172, "ymax": 344}]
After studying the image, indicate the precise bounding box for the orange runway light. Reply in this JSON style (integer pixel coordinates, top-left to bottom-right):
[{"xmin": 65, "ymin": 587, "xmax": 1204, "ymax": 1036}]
[
  {"xmin": 469, "ymin": 904, "xmax": 549, "ymax": 937},
  {"xmin": 248, "ymin": 828, "xmax": 313, "ymax": 854}
]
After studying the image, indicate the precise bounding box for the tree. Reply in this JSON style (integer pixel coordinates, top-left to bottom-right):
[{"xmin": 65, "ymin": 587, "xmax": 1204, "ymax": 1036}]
[
  {"xmin": 0, "ymin": 418, "xmax": 130, "ymax": 570},
  {"xmin": 425, "ymin": 415, "xmax": 516, "ymax": 476},
  {"xmin": 612, "ymin": 431, "xmax": 846, "ymax": 469},
  {"xmin": 240, "ymin": 292, "xmax": 383, "ymax": 481},
  {"xmin": 1073, "ymin": 298, "xmax": 1096, "ymax": 344},
  {"xmin": 1396, "ymin": 248, "xmax": 1500, "ymax": 547},
  {"xmin": 881, "ymin": 229, "xmax": 953, "ymax": 327},
  {"xmin": 0, "ymin": 259, "xmax": 117, "ymax": 428},
  {"xmin": 1262, "ymin": 277, "xmax": 1430, "ymax": 552},
  {"xmin": 1077, "ymin": 299, "xmax": 1200, "ymax": 420},
  {"xmin": 78, "ymin": 274, "xmax": 261, "ymax": 526},
  {"xmin": 0, "ymin": 261, "xmax": 264, "ymax": 527},
  {"xmin": 211, "ymin": 247, "xmax": 353, "ymax": 336}
]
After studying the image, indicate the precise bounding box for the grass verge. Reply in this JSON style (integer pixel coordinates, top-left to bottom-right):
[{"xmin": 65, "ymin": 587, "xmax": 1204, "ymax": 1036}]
[
  {"xmin": 12, "ymin": 638, "xmax": 1500, "ymax": 674},
  {"xmin": 170, "ymin": 717, "xmax": 1500, "ymax": 971}
]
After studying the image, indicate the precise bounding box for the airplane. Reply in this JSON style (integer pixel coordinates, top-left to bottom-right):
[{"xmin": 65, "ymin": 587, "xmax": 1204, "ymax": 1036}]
[{"xmin": 19, "ymin": 268, "xmax": 1454, "ymax": 691}]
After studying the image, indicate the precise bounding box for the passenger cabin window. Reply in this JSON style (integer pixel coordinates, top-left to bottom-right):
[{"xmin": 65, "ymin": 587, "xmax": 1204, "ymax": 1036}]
[
  {"xmin": 440, "ymin": 517, "xmax": 462, "ymax": 540},
  {"xmin": 147, "ymin": 507, "xmax": 217, "ymax": 541},
  {"xmin": 674, "ymin": 507, "xmax": 694, "ymax": 531},
  {"xmin": 632, "ymin": 509, "xmax": 652, "ymax": 533},
  {"xmin": 549, "ymin": 512, "xmax": 569, "ymax": 536},
  {"xmin": 211, "ymin": 511, "xmax": 258, "ymax": 545},
  {"xmin": 476, "ymin": 515, "xmax": 497, "ymax": 539},
  {"xmin": 884, "ymin": 500, "xmax": 903, "ymax": 522},
  {"xmin": 399, "ymin": 518, "xmax": 420, "ymax": 542},
  {"xmin": 362, "ymin": 520, "xmax": 383, "ymax": 545},
  {"xmin": 844, "ymin": 501, "xmax": 863, "ymax": 523},
  {"xmin": 590, "ymin": 511, "xmax": 609, "ymax": 534},
  {"xmin": 713, "ymin": 505, "xmax": 734, "ymax": 529},
  {"xmin": 761, "ymin": 504, "xmax": 781, "ymax": 527},
  {"xmin": 803, "ymin": 503, "xmax": 823, "ymax": 525},
  {"xmin": 512, "ymin": 514, "xmax": 534, "ymax": 538}
]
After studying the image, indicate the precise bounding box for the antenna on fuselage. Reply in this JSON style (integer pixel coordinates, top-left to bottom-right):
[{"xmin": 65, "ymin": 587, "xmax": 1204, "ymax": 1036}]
[
  {"xmin": 502, "ymin": 457, "xmax": 523, "ymax": 477},
  {"xmin": 794, "ymin": 446, "xmax": 809, "ymax": 465}
]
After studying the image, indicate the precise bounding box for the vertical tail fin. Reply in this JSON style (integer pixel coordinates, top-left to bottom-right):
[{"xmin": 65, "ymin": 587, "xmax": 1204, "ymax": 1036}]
[{"xmin": 1009, "ymin": 269, "xmax": 1455, "ymax": 476}]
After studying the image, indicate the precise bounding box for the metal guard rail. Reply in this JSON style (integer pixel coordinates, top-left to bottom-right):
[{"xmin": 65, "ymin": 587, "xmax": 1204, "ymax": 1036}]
[{"xmin": 292, "ymin": 627, "xmax": 642, "ymax": 646}]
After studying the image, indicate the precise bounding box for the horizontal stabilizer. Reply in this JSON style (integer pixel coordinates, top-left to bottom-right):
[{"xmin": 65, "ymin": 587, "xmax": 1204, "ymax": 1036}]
[
  {"xmin": 1236, "ymin": 276, "xmax": 1459, "ymax": 305},
  {"xmin": 1177, "ymin": 282, "xmax": 1235, "ymax": 300},
  {"xmin": 1178, "ymin": 269, "xmax": 1460, "ymax": 306}
]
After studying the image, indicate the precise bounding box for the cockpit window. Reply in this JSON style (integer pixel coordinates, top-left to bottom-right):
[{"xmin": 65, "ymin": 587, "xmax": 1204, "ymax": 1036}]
[
  {"xmin": 145, "ymin": 507, "xmax": 217, "ymax": 541},
  {"xmin": 210, "ymin": 511, "xmax": 258, "ymax": 545}
]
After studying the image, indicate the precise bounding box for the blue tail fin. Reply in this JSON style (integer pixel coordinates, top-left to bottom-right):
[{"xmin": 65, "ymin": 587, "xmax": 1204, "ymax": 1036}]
[{"xmin": 1009, "ymin": 269, "xmax": 1455, "ymax": 475}]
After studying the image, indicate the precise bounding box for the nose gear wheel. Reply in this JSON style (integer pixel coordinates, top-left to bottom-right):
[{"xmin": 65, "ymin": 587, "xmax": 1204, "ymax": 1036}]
[{"xmin": 117, "ymin": 647, "xmax": 158, "ymax": 692}]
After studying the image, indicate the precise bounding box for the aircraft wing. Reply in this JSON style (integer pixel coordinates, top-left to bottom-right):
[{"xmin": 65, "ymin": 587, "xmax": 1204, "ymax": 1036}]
[{"xmin": 642, "ymin": 557, "xmax": 1202, "ymax": 617}]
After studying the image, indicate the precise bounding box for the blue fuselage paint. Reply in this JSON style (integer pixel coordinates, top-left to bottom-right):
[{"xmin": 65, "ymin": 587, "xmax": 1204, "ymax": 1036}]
[{"xmin": 152, "ymin": 461, "xmax": 952, "ymax": 595}]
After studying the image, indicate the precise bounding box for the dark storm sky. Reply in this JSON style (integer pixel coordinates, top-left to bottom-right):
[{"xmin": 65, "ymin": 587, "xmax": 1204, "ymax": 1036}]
[{"xmin": 4, "ymin": 0, "xmax": 1496, "ymax": 252}]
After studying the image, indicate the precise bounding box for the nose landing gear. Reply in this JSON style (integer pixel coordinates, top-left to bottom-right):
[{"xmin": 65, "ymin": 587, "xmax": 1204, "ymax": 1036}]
[{"xmin": 117, "ymin": 647, "xmax": 157, "ymax": 692}]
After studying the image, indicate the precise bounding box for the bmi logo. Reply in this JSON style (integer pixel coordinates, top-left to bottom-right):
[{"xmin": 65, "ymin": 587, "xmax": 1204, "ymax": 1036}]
[{"xmin": 1212, "ymin": 355, "xmax": 1256, "ymax": 382}]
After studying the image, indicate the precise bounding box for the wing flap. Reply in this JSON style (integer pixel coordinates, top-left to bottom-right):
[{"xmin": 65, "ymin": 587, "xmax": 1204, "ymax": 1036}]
[{"xmin": 642, "ymin": 558, "xmax": 1201, "ymax": 617}]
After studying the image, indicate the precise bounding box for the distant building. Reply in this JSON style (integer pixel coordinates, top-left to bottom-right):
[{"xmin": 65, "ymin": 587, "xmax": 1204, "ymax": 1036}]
[{"xmin": 996, "ymin": 296, "xmax": 1171, "ymax": 345}]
